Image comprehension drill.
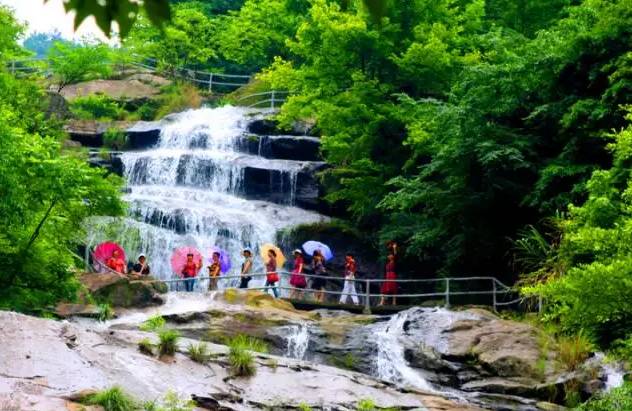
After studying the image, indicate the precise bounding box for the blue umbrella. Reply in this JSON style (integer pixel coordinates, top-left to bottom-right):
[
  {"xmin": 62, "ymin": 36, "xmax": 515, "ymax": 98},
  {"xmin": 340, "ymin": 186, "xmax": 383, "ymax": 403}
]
[{"xmin": 302, "ymin": 241, "xmax": 333, "ymax": 261}]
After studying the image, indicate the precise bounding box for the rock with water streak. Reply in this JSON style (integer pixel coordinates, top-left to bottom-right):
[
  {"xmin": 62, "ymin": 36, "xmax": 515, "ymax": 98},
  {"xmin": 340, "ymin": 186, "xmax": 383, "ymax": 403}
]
[{"xmin": 0, "ymin": 311, "xmax": 479, "ymax": 411}]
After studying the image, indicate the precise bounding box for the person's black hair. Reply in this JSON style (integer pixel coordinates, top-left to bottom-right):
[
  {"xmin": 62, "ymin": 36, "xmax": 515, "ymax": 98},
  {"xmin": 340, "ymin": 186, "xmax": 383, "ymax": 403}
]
[
  {"xmin": 346, "ymin": 252, "xmax": 354, "ymax": 258},
  {"xmin": 243, "ymin": 250, "xmax": 252, "ymax": 255},
  {"xmin": 213, "ymin": 251, "xmax": 220, "ymax": 258},
  {"xmin": 187, "ymin": 253, "xmax": 193, "ymax": 257},
  {"xmin": 268, "ymin": 249, "xmax": 277, "ymax": 257}
]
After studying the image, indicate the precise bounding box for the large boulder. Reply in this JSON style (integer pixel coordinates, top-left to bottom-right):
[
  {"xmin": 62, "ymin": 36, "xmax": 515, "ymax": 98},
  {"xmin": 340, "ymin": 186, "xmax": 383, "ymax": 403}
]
[
  {"xmin": 125, "ymin": 121, "xmax": 162, "ymax": 149},
  {"xmin": 79, "ymin": 272, "xmax": 167, "ymax": 308},
  {"xmin": 236, "ymin": 135, "xmax": 321, "ymax": 161}
]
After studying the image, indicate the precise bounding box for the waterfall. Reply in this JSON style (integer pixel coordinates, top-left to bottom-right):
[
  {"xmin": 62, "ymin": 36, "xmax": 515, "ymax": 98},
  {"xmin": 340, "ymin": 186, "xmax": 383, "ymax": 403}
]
[
  {"xmin": 373, "ymin": 307, "xmax": 480, "ymax": 393},
  {"xmin": 285, "ymin": 323, "xmax": 310, "ymax": 360},
  {"xmin": 86, "ymin": 106, "xmax": 327, "ymax": 287}
]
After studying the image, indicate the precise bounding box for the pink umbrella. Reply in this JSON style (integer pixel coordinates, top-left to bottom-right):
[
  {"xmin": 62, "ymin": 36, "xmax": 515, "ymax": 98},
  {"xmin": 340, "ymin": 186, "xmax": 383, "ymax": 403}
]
[
  {"xmin": 171, "ymin": 246, "xmax": 202, "ymax": 278},
  {"xmin": 94, "ymin": 241, "xmax": 126, "ymax": 265},
  {"xmin": 208, "ymin": 246, "xmax": 231, "ymax": 273}
]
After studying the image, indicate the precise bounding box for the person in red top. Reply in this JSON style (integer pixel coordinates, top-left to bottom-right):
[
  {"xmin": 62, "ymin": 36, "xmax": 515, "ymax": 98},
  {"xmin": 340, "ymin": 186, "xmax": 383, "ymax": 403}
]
[
  {"xmin": 181, "ymin": 253, "xmax": 200, "ymax": 292},
  {"xmin": 289, "ymin": 249, "xmax": 306, "ymax": 299},
  {"xmin": 106, "ymin": 250, "xmax": 127, "ymax": 276},
  {"xmin": 265, "ymin": 249, "xmax": 279, "ymax": 298},
  {"xmin": 379, "ymin": 253, "xmax": 398, "ymax": 306},
  {"xmin": 339, "ymin": 253, "xmax": 359, "ymax": 305}
]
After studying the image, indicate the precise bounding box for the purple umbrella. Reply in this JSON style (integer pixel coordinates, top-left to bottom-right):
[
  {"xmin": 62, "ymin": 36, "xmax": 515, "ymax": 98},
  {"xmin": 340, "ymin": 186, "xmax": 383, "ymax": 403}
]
[
  {"xmin": 208, "ymin": 246, "xmax": 231, "ymax": 273},
  {"xmin": 302, "ymin": 241, "xmax": 333, "ymax": 261}
]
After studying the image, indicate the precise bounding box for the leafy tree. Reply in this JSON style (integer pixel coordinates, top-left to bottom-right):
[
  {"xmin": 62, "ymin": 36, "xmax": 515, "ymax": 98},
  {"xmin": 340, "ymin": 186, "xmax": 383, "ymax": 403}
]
[
  {"xmin": 0, "ymin": 5, "xmax": 26, "ymax": 61},
  {"xmin": 23, "ymin": 30, "xmax": 65, "ymax": 58},
  {"xmin": 47, "ymin": 41, "xmax": 113, "ymax": 92}
]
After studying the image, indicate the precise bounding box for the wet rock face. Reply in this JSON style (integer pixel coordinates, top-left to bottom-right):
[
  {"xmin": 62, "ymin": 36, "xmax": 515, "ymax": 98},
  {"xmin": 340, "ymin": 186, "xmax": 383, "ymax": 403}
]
[
  {"xmin": 79, "ymin": 272, "xmax": 167, "ymax": 308},
  {"xmin": 0, "ymin": 310, "xmax": 477, "ymax": 411}
]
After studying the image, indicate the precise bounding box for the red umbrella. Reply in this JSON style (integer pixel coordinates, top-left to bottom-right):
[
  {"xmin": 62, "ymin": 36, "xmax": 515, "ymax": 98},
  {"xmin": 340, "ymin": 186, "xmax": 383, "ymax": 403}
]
[
  {"xmin": 171, "ymin": 246, "xmax": 202, "ymax": 278},
  {"xmin": 94, "ymin": 241, "xmax": 126, "ymax": 265}
]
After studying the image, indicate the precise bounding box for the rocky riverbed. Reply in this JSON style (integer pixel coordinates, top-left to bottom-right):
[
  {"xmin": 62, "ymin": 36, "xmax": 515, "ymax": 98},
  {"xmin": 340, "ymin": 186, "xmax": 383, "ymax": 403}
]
[{"xmin": 0, "ymin": 289, "xmax": 624, "ymax": 410}]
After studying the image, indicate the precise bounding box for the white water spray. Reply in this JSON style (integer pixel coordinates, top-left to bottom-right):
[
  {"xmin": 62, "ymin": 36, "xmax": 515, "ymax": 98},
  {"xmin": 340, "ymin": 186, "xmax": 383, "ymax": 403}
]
[
  {"xmin": 86, "ymin": 106, "xmax": 327, "ymax": 285},
  {"xmin": 285, "ymin": 323, "xmax": 310, "ymax": 360}
]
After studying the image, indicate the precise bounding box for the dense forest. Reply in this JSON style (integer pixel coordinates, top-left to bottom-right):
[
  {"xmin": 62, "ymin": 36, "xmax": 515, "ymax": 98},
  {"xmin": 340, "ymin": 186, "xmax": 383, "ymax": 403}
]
[{"xmin": 1, "ymin": 1, "xmax": 632, "ymax": 406}]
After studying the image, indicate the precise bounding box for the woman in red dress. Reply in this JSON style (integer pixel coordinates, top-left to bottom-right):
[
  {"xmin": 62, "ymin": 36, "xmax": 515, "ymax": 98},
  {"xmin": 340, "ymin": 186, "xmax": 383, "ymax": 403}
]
[
  {"xmin": 289, "ymin": 249, "xmax": 306, "ymax": 299},
  {"xmin": 379, "ymin": 253, "xmax": 397, "ymax": 306}
]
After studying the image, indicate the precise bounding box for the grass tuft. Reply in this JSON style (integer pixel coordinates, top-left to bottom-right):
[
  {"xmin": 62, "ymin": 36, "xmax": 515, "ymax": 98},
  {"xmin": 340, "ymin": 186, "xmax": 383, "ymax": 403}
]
[
  {"xmin": 226, "ymin": 334, "xmax": 268, "ymax": 377},
  {"xmin": 140, "ymin": 314, "xmax": 166, "ymax": 332},
  {"xmin": 228, "ymin": 334, "xmax": 268, "ymax": 354},
  {"xmin": 138, "ymin": 338, "xmax": 154, "ymax": 356},
  {"xmin": 85, "ymin": 386, "xmax": 138, "ymax": 411},
  {"xmin": 558, "ymin": 330, "xmax": 593, "ymax": 371},
  {"xmin": 97, "ymin": 303, "xmax": 114, "ymax": 322},
  {"xmin": 157, "ymin": 329, "xmax": 180, "ymax": 357},
  {"xmin": 187, "ymin": 342, "xmax": 211, "ymax": 364}
]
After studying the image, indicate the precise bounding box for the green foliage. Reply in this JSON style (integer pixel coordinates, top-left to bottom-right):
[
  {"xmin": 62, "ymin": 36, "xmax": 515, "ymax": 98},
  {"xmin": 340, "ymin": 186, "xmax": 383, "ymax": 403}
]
[
  {"xmin": 228, "ymin": 345, "xmax": 256, "ymax": 377},
  {"xmin": 523, "ymin": 113, "xmax": 632, "ymax": 344},
  {"xmin": 142, "ymin": 391, "xmax": 195, "ymax": 411},
  {"xmin": 577, "ymin": 383, "xmax": 632, "ymax": 411},
  {"xmin": 0, "ymin": 6, "xmax": 26, "ymax": 61},
  {"xmin": 103, "ymin": 128, "xmax": 128, "ymax": 150},
  {"xmin": 228, "ymin": 334, "xmax": 269, "ymax": 354},
  {"xmin": 557, "ymin": 330, "xmax": 594, "ymax": 372},
  {"xmin": 157, "ymin": 329, "xmax": 180, "ymax": 356},
  {"xmin": 187, "ymin": 342, "xmax": 211, "ymax": 364},
  {"xmin": 330, "ymin": 353, "xmax": 358, "ymax": 370},
  {"xmin": 154, "ymin": 83, "xmax": 202, "ymax": 119},
  {"xmin": 356, "ymin": 399, "xmax": 376, "ymax": 411},
  {"xmin": 138, "ymin": 338, "xmax": 155, "ymax": 356},
  {"xmin": 140, "ymin": 314, "xmax": 166, "ymax": 332},
  {"xmin": 47, "ymin": 41, "xmax": 113, "ymax": 92},
  {"xmin": 85, "ymin": 386, "xmax": 138, "ymax": 411},
  {"xmin": 298, "ymin": 403, "xmax": 312, "ymax": 411},
  {"xmin": 0, "ymin": 69, "xmax": 124, "ymax": 312},
  {"xmin": 97, "ymin": 303, "xmax": 114, "ymax": 322},
  {"xmin": 70, "ymin": 94, "xmax": 127, "ymax": 121}
]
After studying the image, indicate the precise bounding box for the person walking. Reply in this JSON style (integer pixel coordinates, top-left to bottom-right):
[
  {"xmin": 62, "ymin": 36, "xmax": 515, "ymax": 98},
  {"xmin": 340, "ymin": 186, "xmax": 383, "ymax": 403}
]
[
  {"xmin": 339, "ymin": 253, "xmax": 359, "ymax": 305},
  {"xmin": 265, "ymin": 249, "xmax": 280, "ymax": 298},
  {"xmin": 208, "ymin": 251, "xmax": 221, "ymax": 291},
  {"xmin": 311, "ymin": 250, "xmax": 327, "ymax": 303},
  {"xmin": 239, "ymin": 248, "xmax": 253, "ymax": 289},
  {"xmin": 379, "ymin": 253, "xmax": 398, "ymax": 305},
  {"xmin": 289, "ymin": 249, "xmax": 306, "ymax": 299},
  {"xmin": 181, "ymin": 253, "xmax": 200, "ymax": 292}
]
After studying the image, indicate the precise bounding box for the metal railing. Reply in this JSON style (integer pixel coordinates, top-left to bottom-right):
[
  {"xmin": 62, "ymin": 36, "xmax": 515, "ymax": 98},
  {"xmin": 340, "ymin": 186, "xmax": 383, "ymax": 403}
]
[
  {"xmin": 235, "ymin": 90, "xmax": 289, "ymax": 110},
  {"xmin": 103, "ymin": 268, "xmax": 530, "ymax": 314}
]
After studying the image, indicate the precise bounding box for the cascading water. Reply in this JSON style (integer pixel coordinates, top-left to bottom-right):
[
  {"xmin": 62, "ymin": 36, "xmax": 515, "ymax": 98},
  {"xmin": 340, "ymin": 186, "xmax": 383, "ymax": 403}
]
[
  {"xmin": 373, "ymin": 307, "xmax": 479, "ymax": 393},
  {"xmin": 284, "ymin": 323, "xmax": 310, "ymax": 360},
  {"xmin": 86, "ymin": 106, "xmax": 327, "ymax": 288}
]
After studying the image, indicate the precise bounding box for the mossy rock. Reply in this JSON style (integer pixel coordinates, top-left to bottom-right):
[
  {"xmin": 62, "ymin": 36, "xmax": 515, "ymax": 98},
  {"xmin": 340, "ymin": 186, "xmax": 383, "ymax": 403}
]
[{"xmin": 81, "ymin": 273, "xmax": 166, "ymax": 308}]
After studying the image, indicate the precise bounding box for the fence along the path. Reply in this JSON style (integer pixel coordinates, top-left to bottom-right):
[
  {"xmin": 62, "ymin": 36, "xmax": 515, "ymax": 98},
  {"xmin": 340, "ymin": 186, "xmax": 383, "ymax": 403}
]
[{"xmin": 109, "ymin": 268, "xmax": 530, "ymax": 313}]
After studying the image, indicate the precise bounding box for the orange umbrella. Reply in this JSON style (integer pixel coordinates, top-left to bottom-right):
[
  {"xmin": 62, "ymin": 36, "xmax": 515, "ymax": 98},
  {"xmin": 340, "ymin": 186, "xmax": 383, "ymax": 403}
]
[{"xmin": 260, "ymin": 243, "xmax": 285, "ymax": 267}]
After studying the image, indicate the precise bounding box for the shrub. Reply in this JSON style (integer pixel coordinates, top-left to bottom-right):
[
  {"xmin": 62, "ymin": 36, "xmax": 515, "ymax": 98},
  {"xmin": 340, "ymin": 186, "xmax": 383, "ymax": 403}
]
[
  {"xmin": 70, "ymin": 94, "xmax": 126, "ymax": 120},
  {"xmin": 298, "ymin": 403, "xmax": 312, "ymax": 411},
  {"xmin": 85, "ymin": 386, "xmax": 138, "ymax": 411},
  {"xmin": 97, "ymin": 303, "xmax": 114, "ymax": 322},
  {"xmin": 187, "ymin": 342, "xmax": 210, "ymax": 364},
  {"xmin": 103, "ymin": 128, "xmax": 127, "ymax": 150},
  {"xmin": 140, "ymin": 314, "xmax": 166, "ymax": 332},
  {"xmin": 138, "ymin": 338, "xmax": 154, "ymax": 356},
  {"xmin": 578, "ymin": 383, "xmax": 632, "ymax": 410},
  {"xmin": 157, "ymin": 329, "xmax": 180, "ymax": 357},
  {"xmin": 155, "ymin": 82, "xmax": 202, "ymax": 119},
  {"xmin": 558, "ymin": 330, "xmax": 594, "ymax": 371}
]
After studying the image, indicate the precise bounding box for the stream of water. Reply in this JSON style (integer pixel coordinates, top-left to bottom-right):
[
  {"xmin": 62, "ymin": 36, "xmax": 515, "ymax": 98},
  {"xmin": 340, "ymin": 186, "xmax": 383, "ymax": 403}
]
[{"xmin": 86, "ymin": 106, "xmax": 328, "ymax": 288}]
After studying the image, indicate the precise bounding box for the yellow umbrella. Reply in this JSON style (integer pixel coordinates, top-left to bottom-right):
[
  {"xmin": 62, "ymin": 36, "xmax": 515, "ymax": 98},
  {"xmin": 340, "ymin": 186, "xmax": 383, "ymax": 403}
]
[{"xmin": 260, "ymin": 243, "xmax": 285, "ymax": 267}]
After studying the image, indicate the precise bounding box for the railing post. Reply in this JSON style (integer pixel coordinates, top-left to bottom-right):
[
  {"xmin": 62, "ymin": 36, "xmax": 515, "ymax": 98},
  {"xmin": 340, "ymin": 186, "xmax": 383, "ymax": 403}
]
[
  {"xmin": 271, "ymin": 90, "xmax": 276, "ymax": 109},
  {"xmin": 492, "ymin": 279, "xmax": 497, "ymax": 311},
  {"xmin": 445, "ymin": 278, "xmax": 450, "ymax": 308},
  {"xmin": 538, "ymin": 295, "xmax": 543, "ymax": 313},
  {"xmin": 363, "ymin": 279, "xmax": 371, "ymax": 314}
]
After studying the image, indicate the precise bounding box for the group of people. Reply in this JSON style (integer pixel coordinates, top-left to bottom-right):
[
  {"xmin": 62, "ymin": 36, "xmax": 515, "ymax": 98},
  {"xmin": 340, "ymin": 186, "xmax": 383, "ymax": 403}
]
[{"xmin": 102, "ymin": 241, "xmax": 400, "ymax": 306}]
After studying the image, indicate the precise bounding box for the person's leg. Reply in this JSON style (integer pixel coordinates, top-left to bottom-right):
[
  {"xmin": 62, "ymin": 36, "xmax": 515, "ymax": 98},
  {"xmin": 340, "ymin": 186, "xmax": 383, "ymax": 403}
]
[
  {"xmin": 272, "ymin": 282, "xmax": 279, "ymax": 298},
  {"xmin": 185, "ymin": 278, "xmax": 193, "ymax": 292},
  {"xmin": 350, "ymin": 282, "xmax": 359, "ymax": 305},
  {"xmin": 339, "ymin": 280, "xmax": 348, "ymax": 304}
]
